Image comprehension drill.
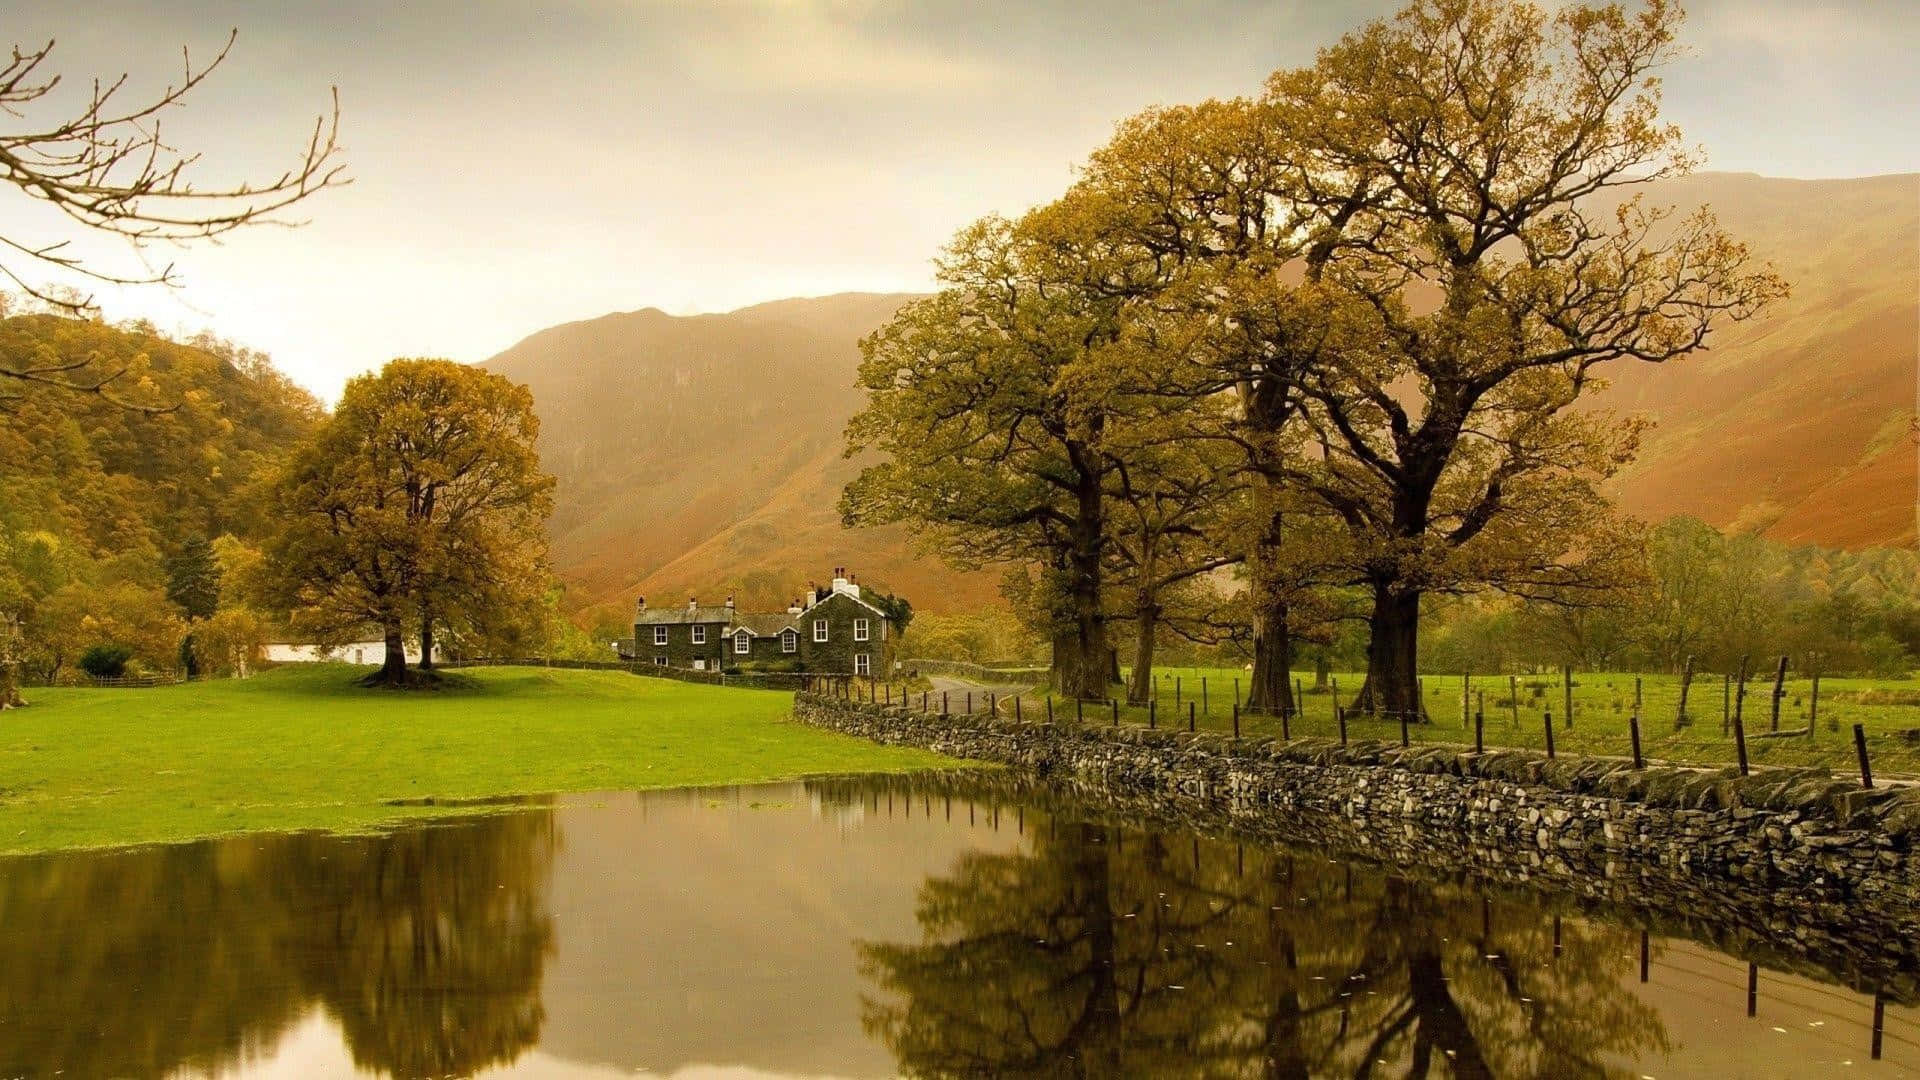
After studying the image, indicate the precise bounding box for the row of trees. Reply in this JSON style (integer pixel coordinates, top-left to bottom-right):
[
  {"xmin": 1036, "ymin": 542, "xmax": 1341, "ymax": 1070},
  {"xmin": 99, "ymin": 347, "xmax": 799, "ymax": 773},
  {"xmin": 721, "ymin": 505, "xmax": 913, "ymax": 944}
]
[{"xmin": 844, "ymin": 0, "xmax": 1785, "ymax": 714}]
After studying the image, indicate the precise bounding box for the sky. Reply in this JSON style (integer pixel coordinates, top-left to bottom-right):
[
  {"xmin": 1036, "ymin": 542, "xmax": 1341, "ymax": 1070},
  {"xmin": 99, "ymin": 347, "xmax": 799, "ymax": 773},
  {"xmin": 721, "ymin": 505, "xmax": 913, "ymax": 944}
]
[{"xmin": 2, "ymin": 0, "xmax": 1916, "ymax": 401}]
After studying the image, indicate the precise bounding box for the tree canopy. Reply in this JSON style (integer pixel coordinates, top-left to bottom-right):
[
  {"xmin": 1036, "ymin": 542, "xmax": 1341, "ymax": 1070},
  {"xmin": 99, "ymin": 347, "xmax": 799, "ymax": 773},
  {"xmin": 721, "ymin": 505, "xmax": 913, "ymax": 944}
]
[{"xmin": 263, "ymin": 359, "xmax": 554, "ymax": 687}]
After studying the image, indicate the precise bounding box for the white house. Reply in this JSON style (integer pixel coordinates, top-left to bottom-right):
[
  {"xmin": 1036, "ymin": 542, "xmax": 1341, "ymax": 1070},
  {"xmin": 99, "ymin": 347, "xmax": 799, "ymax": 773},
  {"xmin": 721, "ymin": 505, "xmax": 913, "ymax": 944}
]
[{"xmin": 263, "ymin": 640, "xmax": 440, "ymax": 665}]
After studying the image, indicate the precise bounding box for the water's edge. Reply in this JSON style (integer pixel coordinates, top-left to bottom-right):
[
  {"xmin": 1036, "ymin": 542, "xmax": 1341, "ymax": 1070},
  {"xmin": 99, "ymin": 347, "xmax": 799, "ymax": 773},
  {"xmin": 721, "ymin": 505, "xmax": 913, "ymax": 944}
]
[{"xmin": 794, "ymin": 692, "xmax": 1920, "ymax": 998}]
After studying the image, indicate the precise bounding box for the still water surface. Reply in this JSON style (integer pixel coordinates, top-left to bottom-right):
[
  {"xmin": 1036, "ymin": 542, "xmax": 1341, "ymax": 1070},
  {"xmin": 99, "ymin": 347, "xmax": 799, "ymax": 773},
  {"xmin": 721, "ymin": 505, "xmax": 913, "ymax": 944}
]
[{"xmin": 0, "ymin": 776, "xmax": 1913, "ymax": 1079}]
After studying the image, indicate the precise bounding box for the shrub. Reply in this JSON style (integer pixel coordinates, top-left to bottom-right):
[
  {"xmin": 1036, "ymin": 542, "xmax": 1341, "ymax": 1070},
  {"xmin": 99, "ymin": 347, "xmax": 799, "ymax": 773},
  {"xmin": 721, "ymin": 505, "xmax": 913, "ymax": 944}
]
[{"xmin": 79, "ymin": 644, "xmax": 134, "ymax": 679}]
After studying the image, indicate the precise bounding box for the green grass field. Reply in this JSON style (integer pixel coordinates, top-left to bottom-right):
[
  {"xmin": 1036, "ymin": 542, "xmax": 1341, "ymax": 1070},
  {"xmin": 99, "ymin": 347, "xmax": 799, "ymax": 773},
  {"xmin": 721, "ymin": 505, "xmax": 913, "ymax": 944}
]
[
  {"xmin": 0, "ymin": 664, "xmax": 962, "ymax": 855},
  {"xmin": 1075, "ymin": 666, "xmax": 1920, "ymax": 778}
]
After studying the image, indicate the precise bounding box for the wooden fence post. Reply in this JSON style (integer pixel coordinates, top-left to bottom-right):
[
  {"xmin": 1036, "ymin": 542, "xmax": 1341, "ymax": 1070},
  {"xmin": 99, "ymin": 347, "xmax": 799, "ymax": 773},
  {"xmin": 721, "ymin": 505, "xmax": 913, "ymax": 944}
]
[
  {"xmin": 1399, "ymin": 710, "xmax": 1410, "ymax": 748},
  {"xmin": 1076, "ymin": 698, "xmax": 1083, "ymax": 725},
  {"xmin": 1112, "ymin": 698, "xmax": 1119, "ymax": 726},
  {"xmin": 1202, "ymin": 677, "xmax": 1209, "ymax": 716},
  {"xmin": 1509, "ymin": 675, "xmax": 1521, "ymax": 727},
  {"xmin": 1735, "ymin": 656, "xmax": 1750, "ymax": 737},
  {"xmin": 1562, "ymin": 665, "xmax": 1574, "ymax": 731},
  {"xmin": 1188, "ymin": 702, "xmax": 1196, "ymax": 732},
  {"xmin": 1676, "ymin": 655, "xmax": 1694, "ymax": 728},
  {"xmin": 1769, "ymin": 655, "xmax": 1788, "ymax": 733},
  {"xmin": 1280, "ymin": 703, "xmax": 1289, "ymax": 742},
  {"xmin": 1474, "ymin": 709, "xmax": 1484, "ymax": 754},
  {"xmin": 1855, "ymin": 724, "xmax": 1874, "ymax": 789},
  {"xmin": 1148, "ymin": 700, "xmax": 1156, "ymax": 729},
  {"xmin": 1544, "ymin": 710, "xmax": 1555, "ymax": 759},
  {"xmin": 1630, "ymin": 711, "xmax": 1644, "ymax": 769},
  {"xmin": 1462, "ymin": 671, "xmax": 1471, "ymax": 728},
  {"xmin": 1234, "ymin": 702, "xmax": 1241, "ymax": 739},
  {"xmin": 1337, "ymin": 705, "xmax": 1347, "ymax": 746},
  {"xmin": 1046, "ymin": 696, "xmax": 1054, "ymax": 724},
  {"xmin": 1733, "ymin": 704, "xmax": 1750, "ymax": 776}
]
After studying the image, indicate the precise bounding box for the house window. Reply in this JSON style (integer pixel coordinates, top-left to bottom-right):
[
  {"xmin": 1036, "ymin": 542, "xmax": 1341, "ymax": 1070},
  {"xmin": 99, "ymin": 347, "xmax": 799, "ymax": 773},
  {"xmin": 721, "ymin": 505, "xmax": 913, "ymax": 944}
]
[
  {"xmin": 653, "ymin": 655, "xmax": 668, "ymax": 667},
  {"xmin": 854, "ymin": 617, "xmax": 870, "ymax": 642},
  {"xmin": 781, "ymin": 629, "xmax": 798, "ymax": 653},
  {"xmin": 691, "ymin": 625, "xmax": 706, "ymax": 645},
  {"xmin": 693, "ymin": 658, "xmax": 706, "ymax": 671},
  {"xmin": 854, "ymin": 653, "xmax": 870, "ymax": 676},
  {"xmin": 653, "ymin": 626, "xmax": 668, "ymax": 646},
  {"xmin": 814, "ymin": 619, "xmax": 829, "ymax": 642},
  {"xmin": 735, "ymin": 631, "xmax": 751, "ymax": 654}
]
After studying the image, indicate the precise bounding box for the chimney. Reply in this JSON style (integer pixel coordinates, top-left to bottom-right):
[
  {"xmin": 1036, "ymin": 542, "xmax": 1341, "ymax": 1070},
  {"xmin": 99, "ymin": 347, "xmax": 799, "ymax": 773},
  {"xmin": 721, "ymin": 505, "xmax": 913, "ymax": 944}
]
[
  {"xmin": 832, "ymin": 567, "xmax": 849, "ymax": 592},
  {"xmin": 688, "ymin": 596, "xmax": 698, "ymax": 611},
  {"xmin": 636, "ymin": 596, "xmax": 646, "ymax": 613},
  {"xmin": 788, "ymin": 597, "xmax": 803, "ymax": 615},
  {"xmin": 725, "ymin": 595, "xmax": 735, "ymax": 610}
]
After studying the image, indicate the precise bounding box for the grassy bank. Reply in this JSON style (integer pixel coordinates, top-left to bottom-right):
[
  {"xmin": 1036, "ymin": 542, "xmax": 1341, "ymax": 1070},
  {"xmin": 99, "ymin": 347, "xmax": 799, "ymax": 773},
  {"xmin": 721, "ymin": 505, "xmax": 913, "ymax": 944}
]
[
  {"xmin": 1070, "ymin": 666, "xmax": 1920, "ymax": 777},
  {"xmin": 0, "ymin": 664, "xmax": 961, "ymax": 855}
]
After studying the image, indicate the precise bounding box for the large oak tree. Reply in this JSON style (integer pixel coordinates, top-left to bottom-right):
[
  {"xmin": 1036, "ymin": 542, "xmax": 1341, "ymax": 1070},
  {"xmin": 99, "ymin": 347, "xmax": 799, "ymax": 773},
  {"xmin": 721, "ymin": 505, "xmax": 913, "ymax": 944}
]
[{"xmin": 264, "ymin": 359, "xmax": 553, "ymax": 686}]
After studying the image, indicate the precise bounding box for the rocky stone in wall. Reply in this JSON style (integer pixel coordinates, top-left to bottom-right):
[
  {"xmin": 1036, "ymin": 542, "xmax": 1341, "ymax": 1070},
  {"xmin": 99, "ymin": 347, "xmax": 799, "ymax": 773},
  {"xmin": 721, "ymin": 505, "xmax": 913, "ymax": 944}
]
[{"xmin": 793, "ymin": 692, "xmax": 1920, "ymax": 962}]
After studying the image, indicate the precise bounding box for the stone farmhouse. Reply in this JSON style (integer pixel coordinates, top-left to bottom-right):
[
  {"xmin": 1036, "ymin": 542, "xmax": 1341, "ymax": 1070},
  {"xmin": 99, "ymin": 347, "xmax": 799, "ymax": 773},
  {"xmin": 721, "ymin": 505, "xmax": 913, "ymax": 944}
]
[{"xmin": 624, "ymin": 569, "xmax": 902, "ymax": 677}]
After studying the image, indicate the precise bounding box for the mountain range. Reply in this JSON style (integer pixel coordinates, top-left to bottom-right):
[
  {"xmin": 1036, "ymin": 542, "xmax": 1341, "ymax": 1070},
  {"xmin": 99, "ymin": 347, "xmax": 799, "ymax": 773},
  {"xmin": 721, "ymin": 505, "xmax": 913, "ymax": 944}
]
[{"xmin": 480, "ymin": 172, "xmax": 1919, "ymax": 617}]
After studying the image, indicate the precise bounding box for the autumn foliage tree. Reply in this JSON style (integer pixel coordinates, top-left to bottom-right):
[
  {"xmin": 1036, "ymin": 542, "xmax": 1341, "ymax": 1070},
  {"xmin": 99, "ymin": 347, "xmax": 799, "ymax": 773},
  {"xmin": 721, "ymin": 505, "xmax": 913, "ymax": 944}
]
[
  {"xmin": 264, "ymin": 360, "xmax": 553, "ymax": 687},
  {"xmin": 843, "ymin": 217, "xmax": 1132, "ymax": 700}
]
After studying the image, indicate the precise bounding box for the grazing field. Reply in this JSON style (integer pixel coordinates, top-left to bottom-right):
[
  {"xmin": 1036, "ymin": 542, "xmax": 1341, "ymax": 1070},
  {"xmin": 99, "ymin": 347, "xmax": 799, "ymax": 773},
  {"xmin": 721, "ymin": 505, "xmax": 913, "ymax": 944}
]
[
  {"xmin": 1034, "ymin": 666, "xmax": 1920, "ymax": 778},
  {"xmin": 0, "ymin": 664, "xmax": 961, "ymax": 855}
]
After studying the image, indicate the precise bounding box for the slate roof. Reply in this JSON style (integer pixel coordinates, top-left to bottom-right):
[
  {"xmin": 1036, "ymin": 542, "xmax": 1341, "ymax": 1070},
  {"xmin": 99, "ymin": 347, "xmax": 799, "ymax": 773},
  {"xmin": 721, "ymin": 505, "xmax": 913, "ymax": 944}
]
[
  {"xmin": 634, "ymin": 605, "xmax": 739, "ymax": 625},
  {"xmin": 731, "ymin": 612, "xmax": 801, "ymax": 637}
]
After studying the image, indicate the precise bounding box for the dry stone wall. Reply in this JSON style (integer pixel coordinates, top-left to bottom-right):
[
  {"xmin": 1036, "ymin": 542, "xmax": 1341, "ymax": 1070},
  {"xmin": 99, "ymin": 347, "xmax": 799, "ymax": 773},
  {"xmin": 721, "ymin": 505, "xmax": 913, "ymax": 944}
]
[{"xmin": 794, "ymin": 692, "xmax": 1920, "ymax": 967}]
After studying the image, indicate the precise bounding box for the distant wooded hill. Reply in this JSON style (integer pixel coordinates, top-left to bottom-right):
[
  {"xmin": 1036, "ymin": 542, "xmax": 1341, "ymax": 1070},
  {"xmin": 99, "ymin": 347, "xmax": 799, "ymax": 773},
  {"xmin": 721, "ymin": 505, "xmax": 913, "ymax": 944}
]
[
  {"xmin": 0, "ymin": 314, "xmax": 321, "ymax": 572},
  {"xmin": 481, "ymin": 172, "xmax": 1919, "ymax": 616}
]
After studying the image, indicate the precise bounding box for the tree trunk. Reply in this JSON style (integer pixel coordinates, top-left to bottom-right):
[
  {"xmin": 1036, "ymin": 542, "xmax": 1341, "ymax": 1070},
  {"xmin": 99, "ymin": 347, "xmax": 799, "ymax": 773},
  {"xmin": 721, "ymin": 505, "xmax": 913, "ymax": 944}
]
[
  {"xmin": 0, "ymin": 662, "xmax": 22, "ymax": 709},
  {"xmin": 375, "ymin": 622, "xmax": 409, "ymax": 686},
  {"xmin": 1353, "ymin": 582, "xmax": 1422, "ymax": 721},
  {"xmin": 1246, "ymin": 593, "xmax": 1295, "ymax": 716},
  {"xmin": 1050, "ymin": 460, "xmax": 1110, "ymax": 702},
  {"xmin": 1127, "ymin": 595, "xmax": 1158, "ymax": 705},
  {"xmin": 418, "ymin": 612, "xmax": 436, "ymax": 671}
]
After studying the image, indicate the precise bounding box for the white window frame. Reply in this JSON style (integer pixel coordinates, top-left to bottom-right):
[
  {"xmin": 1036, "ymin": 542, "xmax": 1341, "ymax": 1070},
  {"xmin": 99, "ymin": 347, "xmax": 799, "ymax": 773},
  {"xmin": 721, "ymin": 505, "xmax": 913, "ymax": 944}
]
[
  {"xmin": 735, "ymin": 631, "xmax": 751, "ymax": 654},
  {"xmin": 691, "ymin": 625, "xmax": 706, "ymax": 645},
  {"xmin": 854, "ymin": 652, "xmax": 870, "ymax": 676},
  {"xmin": 814, "ymin": 619, "xmax": 829, "ymax": 642},
  {"xmin": 693, "ymin": 658, "xmax": 706, "ymax": 671},
  {"xmin": 854, "ymin": 617, "xmax": 870, "ymax": 642},
  {"xmin": 653, "ymin": 626, "xmax": 668, "ymax": 646},
  {"xmin": 653, "ymin": 655, "xmax": 668, "ymax": 667},
  {"xmin": 782, "ymin": 630, "xmax": 798, "ymax": 653}
]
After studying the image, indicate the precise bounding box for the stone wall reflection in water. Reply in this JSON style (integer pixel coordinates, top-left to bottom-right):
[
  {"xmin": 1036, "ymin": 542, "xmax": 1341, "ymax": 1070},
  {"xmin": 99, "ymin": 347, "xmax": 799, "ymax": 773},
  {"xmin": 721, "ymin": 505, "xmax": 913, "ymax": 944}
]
[
  {"xmin": 854, "ymin": 815, "xmax": 1669, "ymax": 1077},
  {"xmin": 0, "ymin": 810, "xmax": 555, "ymax": 1078},
  {"xmin": 0, "ymin": 778, "xmax": 1912, "ymax": 1078}
]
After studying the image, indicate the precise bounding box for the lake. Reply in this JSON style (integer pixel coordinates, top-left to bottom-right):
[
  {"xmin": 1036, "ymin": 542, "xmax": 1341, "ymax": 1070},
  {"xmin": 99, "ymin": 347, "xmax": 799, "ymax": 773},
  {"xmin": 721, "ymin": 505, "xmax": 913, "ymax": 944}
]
[{"xmin": 1, "ymin": 774, "xmax": 1913, "ymax": 1078}]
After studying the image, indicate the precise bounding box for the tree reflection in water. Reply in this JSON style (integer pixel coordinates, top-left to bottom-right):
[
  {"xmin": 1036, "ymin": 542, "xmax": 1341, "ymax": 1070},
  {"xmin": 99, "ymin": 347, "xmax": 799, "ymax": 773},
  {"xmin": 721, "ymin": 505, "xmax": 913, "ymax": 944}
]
[
  {"xmin": 860, "ymin": 813, "xmax": 1668, "ymax": 1078},
  {"xmin": 0, "ymin": 810, "xmax": 555, "ymax": 1079}
]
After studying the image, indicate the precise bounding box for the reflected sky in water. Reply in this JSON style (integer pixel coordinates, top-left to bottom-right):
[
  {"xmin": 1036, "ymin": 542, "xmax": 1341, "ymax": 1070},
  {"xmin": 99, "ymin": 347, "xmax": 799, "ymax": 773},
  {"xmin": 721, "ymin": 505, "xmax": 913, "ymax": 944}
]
[{"xmin": 0, "ymin": 778, "xmax": 1912, "ymax": 1078}]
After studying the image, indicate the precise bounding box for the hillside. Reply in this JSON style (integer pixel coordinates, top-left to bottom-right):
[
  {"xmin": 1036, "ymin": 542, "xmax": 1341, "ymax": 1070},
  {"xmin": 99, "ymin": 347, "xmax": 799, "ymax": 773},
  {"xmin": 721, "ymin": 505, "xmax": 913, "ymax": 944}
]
[
  {"xmin": 480, "ymin": 293, "xmax": 1004, "ymax": 614},
  {"xmin": 0, "ymin": 315, "xmax": 322, "ymax": 572},
  {"xmin": 484, "ymin": 173, "xmax": 1919, "ymax": 614}
]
